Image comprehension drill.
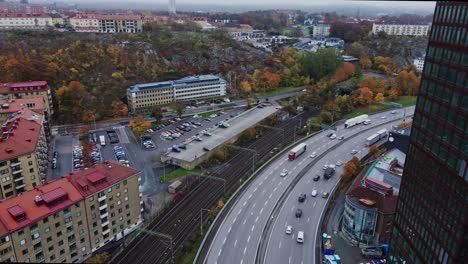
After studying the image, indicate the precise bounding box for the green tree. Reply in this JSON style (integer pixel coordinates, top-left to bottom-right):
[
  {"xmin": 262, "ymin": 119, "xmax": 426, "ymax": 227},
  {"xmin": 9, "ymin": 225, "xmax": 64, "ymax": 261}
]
[
  {"xmin": 300, "ymin": 48, "xmax": 342, "ymax": 80},
  {"xmin": 151, "ymin": 105, "xmax": 163, "ymax": 121},
  {"xmin": 319, "ymin": 110, "xmax": 333, "ymax": 124},
  {"xmin": 171, "ymin": 102, "xmax": 185, "ymax": 117}
]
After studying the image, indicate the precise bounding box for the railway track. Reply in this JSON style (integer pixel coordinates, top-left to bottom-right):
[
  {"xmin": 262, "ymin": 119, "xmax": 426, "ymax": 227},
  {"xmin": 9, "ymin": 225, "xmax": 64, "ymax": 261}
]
[{"xmin": 113, "ymin": 111, "xmax": 315, "ymax": 263}]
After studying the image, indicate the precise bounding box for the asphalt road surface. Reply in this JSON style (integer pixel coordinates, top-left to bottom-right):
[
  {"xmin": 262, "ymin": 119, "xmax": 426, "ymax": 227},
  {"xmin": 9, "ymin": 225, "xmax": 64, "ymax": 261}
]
[{"xmin": 202, "ymin": 107, "xmax": 414, "ymax": 264}]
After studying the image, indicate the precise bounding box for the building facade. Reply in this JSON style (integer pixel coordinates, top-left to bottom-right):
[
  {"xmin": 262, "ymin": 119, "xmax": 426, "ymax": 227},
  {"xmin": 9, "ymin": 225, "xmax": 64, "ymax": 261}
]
[
  {"xmin": 372, "ymin": 23, "xmax": 430, "ymax": 36},
  {"xmin": 0, "ymin": 111, "xmax": 48, "ymax": 199},
  {"xmin": 70, "ymin": 14, "xmax": 143, "ymax": 33},
  {"xmin": 413, "ymin": 57, "xmax": 425, "ymax": 72},
  {"xmin": 389, "ymin": 2, "xmax": 468, "ymax": 264},
  {"xmin": 0, "ymin": 162, "xmax": 143, "ymax": 263},
  {"xmin": 312, "ymin": 23, "xmax": 330, "ymax": 37},
  {"xmin": 69, "ymin": 14, "xmax": 99, "ymax": 32},
  {"xmin": 127, "ymin": 75, "xmax": 227, "ymax": 113},
  {"xmin": 0, "ymin": 81, "xmax": 53, "ymax": 116},
  {"xmin": 0, "ymin": 13, "xmax": 52, "ymax": 30}
]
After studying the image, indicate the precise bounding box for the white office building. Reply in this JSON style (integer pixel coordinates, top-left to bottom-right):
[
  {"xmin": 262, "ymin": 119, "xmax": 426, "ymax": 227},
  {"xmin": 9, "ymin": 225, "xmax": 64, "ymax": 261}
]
[
  {"xmin": 312, "ymin": 23, "xmax": 330, "ymax": 37},
  {"xmin": 127, "ymin": 75, "xmax": 226, "ymax": 113},
  {"xmin": 413, "ymin": 57, "xmax": 425, "ymax": 72},
  {"xmin": 372, "ymin": 23, "xmax": 430, "ymax": 36}
]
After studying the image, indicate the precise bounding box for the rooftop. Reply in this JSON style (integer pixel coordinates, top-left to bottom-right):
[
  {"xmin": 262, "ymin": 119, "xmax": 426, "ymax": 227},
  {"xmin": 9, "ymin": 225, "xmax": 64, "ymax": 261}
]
[
  {"xmin": 65, "ymin": 160, "xmax": 140, "ymax": 197},
  {"xmin": 0, "ymin": 114, "xmax": 42, "ymax": 161},
  {"xmin": 128, "ymin": 75, "xmax": 226, "ymax": 93},
  {"xmin": 0, "ymin": 97, "xmax": 44, "ymax": 115},
  {"xmin": 72, "ymin": 13, "xmax": 142, "ymax": 20},
  {"xmin": 0, "ymin": 81, "xmax": 49, "ymax": 95},
  {"xmin": 0, "ymin": 178, "xmax": 83, "ymax": 236}
]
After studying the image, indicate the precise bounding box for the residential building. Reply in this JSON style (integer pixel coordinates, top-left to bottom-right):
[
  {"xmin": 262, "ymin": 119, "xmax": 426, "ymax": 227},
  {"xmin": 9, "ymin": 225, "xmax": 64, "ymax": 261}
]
[
  {"xmin": 0, "ymin": 110, "xmax": 48, "ymax": 199},
  {"xmin": 127, "ymin": 75, "xmax": 227, "ymax": 113},
  {"xmin": 69, "ymin": 14, "xmax": 99, "ymax": 32},
  {"xmin": 372, "ymin": 23, "xmax": 430, "ymax": 36},
  {"xmin": 0, "ymin": 13, "xmax": 52, "ymax": 30},
  {"xmin": 389, "ymin": 2, "xmax": 468, "ymax": 264},
  {"xmin": 342, "ymin": 148, "xmax": 406, "ymax": 246},
  {"xmin": 294, "ymin": 37, "xmax": 344, "ymax": 52},
  {"xmin": 0, "ymin": 2, "xmax": 48, "ymax": 14},
  {"xmin": 0, "ymin": 161, "xmax": 143, "ymax": 263},
  {"xmin": 312, "ymin": 22, "xmax": 330, "ymax": 37},
  {"xmin": 70, "ymin": 14, "xmax": 143, "ymax": 33},
  {"xmin": 0, "ymin": 81, "xmax": 53, "ymax": 116},
  {"xmin": 413, "ymin": 57, "xmax": 425, "ymax": 72},
  {"xmin": 0, "ymin": 97, "xmax": 45, "ymax": 123}
]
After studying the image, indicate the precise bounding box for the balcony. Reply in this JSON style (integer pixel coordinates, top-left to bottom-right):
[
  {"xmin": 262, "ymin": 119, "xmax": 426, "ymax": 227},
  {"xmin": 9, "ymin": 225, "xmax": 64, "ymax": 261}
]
[
  {"xmin": 98, "ymin": 196, "xmax": 106, "ymax": 202},
  {"xmin": 100, "ymin": 213, "xmax": 108, "ymax": 219},
  {"xmin": 12, "ymin": 169, "xmax": 23, "ymax": 175},
  {"xmin": 34, "ymin": 246, "xmax": 42, "ymax": 254},
  {"xmin": 14, "ymin": 176, "xmax": 24, "ymax": 182},
  {"xmin": 36, "ymin": 255, "xmax": 45, "ymax": 263},
  {"xmin": 32, "ymin": 237, "xmax": 41, "ymax": 245},
  {"xmin": 102, "ymin": 229, "xmax": 110, "ymax": 235},
  {"xmin": 101, "ymin": 220, "xmax": 109, "ymax": 227},
  {"xmin": 15, "ymin": 183, "xmax": 26, "ymax": 190},
  {"xmin": 65, "ymin": 221, "xmax": 73, "ymax": 228},
  {"xmin": 63, "ymin": 211, "xmax": 71, "ymax": 218},
  {"xmin": 10, "ymin": 161, "xmax": 21, "ymax": 167},
  {"xmin": 99, "ymin": 204, "xmax": 107, "ymax": 211},
  {"xmin": 68, "ymin": 238, "xmax": 76, "ymax": 245},
  {"xmin": 140, "ymin": 200, "xmax": 143, "ymax": 205}
]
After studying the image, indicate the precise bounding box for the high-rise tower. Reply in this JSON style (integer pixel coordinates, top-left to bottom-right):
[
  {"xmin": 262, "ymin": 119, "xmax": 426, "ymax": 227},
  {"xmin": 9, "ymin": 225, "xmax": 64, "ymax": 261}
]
[
  {"xmin": 169, "ymin": 0, "xmax": 176, "ymax": 15},
  {"xmin": 389, "ymin": 2, "xmax": 468, "ymax": 263}
]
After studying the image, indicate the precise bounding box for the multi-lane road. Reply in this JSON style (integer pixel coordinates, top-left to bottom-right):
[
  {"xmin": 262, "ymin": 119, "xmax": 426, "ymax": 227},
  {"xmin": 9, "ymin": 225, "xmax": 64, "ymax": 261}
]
[{"xmin": 201, "ymin": 106, "xmax": 414, "ymax": 264}]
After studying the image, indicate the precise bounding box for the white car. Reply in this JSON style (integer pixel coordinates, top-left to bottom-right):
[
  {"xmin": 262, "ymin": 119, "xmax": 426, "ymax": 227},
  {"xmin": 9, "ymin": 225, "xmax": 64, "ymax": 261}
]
[
  {"xmin": 311, "ymin": 190, "xmax": 318, "ymax": 197},
  {"xmin": 336, "ymin": 160, "xmax": 343, "ymax": 166},
  {"xmin": 309, "ymin": 152, "xmax": 317, "ymax": 158},
  {"xmin": 286, "ymin": 225, "xmax": 293, "ymax": 235},
  {"xmin": 297, "ymin": 231, "xmax": 304, "ymax": 243},
  {"xmin": 381, "ymin": 116, "xmax": 386, "ymax": 119},
  {"xmin": 328, "ymin": 164, "xmax": 336, "ymax": 169},
  {"xmin": 330, "ymin": 134, "xmax": 337, "ymax": 140},
  {"xmin": 363, "ymin": 120, "xmax": 371, "ymax": 125},
  {"xmin": 391, "ymin": 110, "xmax": 396, "ymax": 114},
  {"xmin": 161, "ymin": 132, "xmax": 169, "ymax": 137},
  {"xmin": 351, "ymin": 149, "xmax": 358, "ymax": 154},
  {"xmin": 280, "ymin": 169, "xmax": 289, "ymax": 177},
  {"xmin": 322, "ymin": 164, "xmax": 329, "ymax": 170}
]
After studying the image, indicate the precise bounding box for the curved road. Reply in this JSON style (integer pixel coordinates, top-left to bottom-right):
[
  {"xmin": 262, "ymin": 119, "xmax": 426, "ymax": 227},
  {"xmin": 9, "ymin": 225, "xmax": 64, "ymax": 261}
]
[{"xmin": 202, "ymin": 107, "xmax": 414, "ymax": 264}]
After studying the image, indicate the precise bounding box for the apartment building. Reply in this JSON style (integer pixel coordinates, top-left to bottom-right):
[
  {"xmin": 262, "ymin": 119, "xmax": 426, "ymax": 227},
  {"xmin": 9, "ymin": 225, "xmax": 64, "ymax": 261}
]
[
  {"xmin": 0, "ymin": 13, "xmax": 52, "ymax": 30},
  {"xmin": 372, "ymin": 23, "xmax": 430, "ymax": 36},
  {"xmin": 0, "ymin": 161, "xmax": 143, "ymax": 263},
  {"xmin": 69, "ymin": 14, "xmax": 99, "ymax": 32},
  {"xmin": 0, "ymin": 81, "xmax": 53, "ymax": 116},
  {"xmin": 312, "ymin": 22, "xmax": 330, "ymax": 37},
  {"xmin": 0, "ymin": 110, "xmax": 48, "ymax": 199},
  {"xmin": 70, "ymin": 14, "xmax": 143, "ymax": 33},
  {"xmin": 0, "ymin": 97, "xmax": 45, "ymax": 123},
  {"xmin": 127, "ymin": 75, "xmax": 227, "ymax": 113}
]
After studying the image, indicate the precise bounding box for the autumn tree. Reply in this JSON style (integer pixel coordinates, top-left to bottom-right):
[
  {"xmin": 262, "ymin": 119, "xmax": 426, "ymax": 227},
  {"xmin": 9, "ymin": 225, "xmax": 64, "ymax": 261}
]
[
  {"xmin": 150, "ymin": 105, "xmax": 163, "ymax": 121},
  {"xmin": 252, "ymin": 69, "xmax": 265, "ymax": 91},
  {"xmin": 171, "ymin": 102, "xmax": 185, "ymax": 117},
  {"xmin": 264, "ymin": 71, "xmax": 281, "ymax": 89},
  {"xmin": 323, "ymin": 100, "xmax": 341, "ymax": 121},
  {"xmin": 368, "ymin": 144, "xmax": 380, "ymax": 158},
  {"xmin": 359, "ymin": 55, "xmax": 372, "ymax": 69},
  {"xmin": 85, "ymin": 252, "xmax": 110, "ymax": 264},
  {"xmin": 240, "ymin": 80, "xmax": 252, "ymax": 94},
  {"xmin": 361, "ymin": 76, "xmax": 378, "ymax": 94},
  {"xmin": 335, "ymin": 95, "xmax": 354, "ymax": 114},
  {"xmin": 388, "ymin": 86, "xmax": 402, "ymax": 100},
  {"xmin": 357, "ymin": 87, "xmax": 374, "ymax": 106},
  {"xmin": 111, "ymin": 100, "xmax": 128, "ymax": 118},
  {"xmin": 343, "ymin": 160, "xmax": 358, "ymax": 183},
  {"xmin": 320, "ymin": 110, "xmax": 333, "ymax": 124},
  {"xmin": 397, "ymin": 70, "xmax": 420, "ymax": 96},
  {"xmin": 129, "ymin": 115, "xmax": 152, "ymax": 136},
  {"xmin": 55, "ymin": 81, "xmax": 91, "ymax": 123},
  {"xmin": 374, "ymin": 93, "xmax": 385, "ymax": 103}
]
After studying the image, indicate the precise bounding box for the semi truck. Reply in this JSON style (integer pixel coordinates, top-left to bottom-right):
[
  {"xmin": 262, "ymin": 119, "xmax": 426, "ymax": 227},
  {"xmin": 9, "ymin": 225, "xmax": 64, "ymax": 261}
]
[
  {"xmin": 99, "ymin": 135, "xmax": 106, "ymax": 146},
  {"xmin": 288, "ymin": 143, "xmax": 307, "ymax": 160},
  {"xmin": 376, "ymin": 129, "xmax": 388, "ymax": 139},
  {"xmin": 322, "ymin": 233, "xmax": 335, "ymax": 255},
  {"xmin": 344, "ymin": 114, "xmax": 369, "ymax": 128},
  {"xmin": 366, "ymin": 129, "xmax": 389, "ymax": 146}
]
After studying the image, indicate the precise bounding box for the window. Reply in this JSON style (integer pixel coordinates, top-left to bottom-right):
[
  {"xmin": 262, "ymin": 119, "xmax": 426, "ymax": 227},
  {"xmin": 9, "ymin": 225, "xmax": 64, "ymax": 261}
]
[
  {"xmin": 108, "ymin": 187, "xmax": 112, "ymax": 193},
  {"xmin": 60, "ymin": 249, "xmax": 65, "ymax": 255},
  {"xmin": 47, "ymin": 237, "xmax": 52, "ymax": 243},
  {"xmin": 57, "ymin": 231, "xmax": 62, "ymax": 237},
  {"xmin": 58, "ymin": 240, "xmax": 64, "ymax": 246},
  {"xmin": 29, "ymin": 168, "xmax": 34, "ymax": 173},
  {"xmin": 79, "ymin": 229, "xmax": 84, "ymax": 235},
  {"xmin": 55, "ymin": 223, "xmax": 60, "ymax": 228},
  {"xmin": 76, "ymin": 212, "xmax": 81, "ymax": 218},
  {"xmin": 22, "ymin": 249, "xmax": 28, "ymax": 255},
  {"xmin": 44, "ymin": 227, "xmax": 50, "ymax": 233},
  {"xmin": 20, "ymin": 239, "xmax": 26, "ymax": 246},
  {"xmin": 50, "ymin": 255, "xmax": 55, "ymax": 261},
  {"xmin": 78, "ymin": 221, "xmax": 82, "ymax": 226},
  {"xmin": 28, "ymin": 161, "xmax": 33, "ymax": 166},
  {"xmin": 18, "ymin": 230, "xmax": 24, "ymax": 236},
  {"xmin": 117, "ymin": 192, "xmax": 121, "ymax": 197},
  {"xmin": 125, "ymin": 196, "xmax": 128, "ymax": 201},
  {"xmin": 88, "ymin": 196, "xmax": 94, "ymax": 202}
]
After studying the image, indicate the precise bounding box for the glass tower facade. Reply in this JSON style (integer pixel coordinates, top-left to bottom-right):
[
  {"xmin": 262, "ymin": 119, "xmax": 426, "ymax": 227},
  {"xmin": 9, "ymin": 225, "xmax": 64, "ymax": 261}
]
[{"xmin": 389, "ymin": 2, "xmax": 468, "ymax": 264}]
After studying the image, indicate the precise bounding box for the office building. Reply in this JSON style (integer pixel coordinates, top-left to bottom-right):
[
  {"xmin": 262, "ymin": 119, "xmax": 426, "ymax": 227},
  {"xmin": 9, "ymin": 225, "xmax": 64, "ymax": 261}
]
[
  {"xmin": 312, "ymin": 23, "xmax": 330, "ymax": 37},
  {"xmin": 0, "ymin": 109, "xmax": 48, "ymax": 199},
  {"xmin": 169, "ymin": 0, "xmax": 176, "ymax": 15},
  {"xmin": 389, "ymin": 2, "xmax": 467, "ymax": 264},
  {"xmin": 413, "ymin": 57, "xmax": 425, "ymax": 72},
  {"xmin": 0, "ymin": 81, "xmax": 53, "ymax": 116},
  {"xmin": 372, "ymin": 23, "xmax": 430, "ymax": 36},
  {"xmin": 0, "ymin": 13, "xmax": 52, "ymax": 30},
  {"xmin": 127, "ymin": 75, "xmax": 227, "ymax": 113},
  {"xmin": 0, "ymin": 161, "xmax": 143, "ymax": 263}
]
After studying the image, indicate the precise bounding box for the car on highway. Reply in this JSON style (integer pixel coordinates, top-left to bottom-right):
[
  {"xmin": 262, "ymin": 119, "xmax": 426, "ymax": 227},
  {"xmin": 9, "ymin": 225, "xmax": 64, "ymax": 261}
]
[
  {"xmin": 338, "ymin": 136, "xmax": 344, "ymax": 140},
  {"xmin": 297, "ymin": 231, "xmax": 304, "ymax": 244},
  {"xmin": 363, "ymin": 120, "xmax": 371, "ymax": 125},
  {"xmin": 322, "ymin": 192, "xmax": 330, "ymax": 199},
  {"xmin": 309, "ymin": 152, "xmax": 317, "ymax": 158},
  {"xmin": 280, "ymin": 169, "xmax": 288, "ymax": 177},
  {"xmin": 381, "ymin": 116, "xmax": 386, "ymax": 119},
  {"xmin": 327, "ymin": 132, "xmax": 333, "ymax": 137},
  {"xmin": 391, "ymin": 110, "xmax": 397, "ymax": 114},
  {"xmin": 330, "ymin": 134, "xmax": 337, "ymax": 140},
  {"xmin": 336, "ymin": 160, "xmax": 343, "ymax": 166},
  {"xmin": 295, "ymin": 209, "xmax": 303, "ymax": 218},
  {"xmin": 313, "ymin": 175, "xmax": 320, "ymax": 182},
  {"xmin": 328, "ymin": 164, "xmax": 336, "ymax": 170},
  {"xmin": 298, "ymin": 193, "xmax": 306, "ymax": 203},
  {"xmin": 322, "ymin": 164, "xmax": 329, "ymax": 170},
  {"xmin": 285, "ymin": 225, "xmax": 293, "ymax": 235},
  {"xmin": 351, "ymin": 149, "xmax": 358, "ymax": 154},
  {"xmin": 311, "ymin": 190, "xmax": 318, "ymax": 197}
]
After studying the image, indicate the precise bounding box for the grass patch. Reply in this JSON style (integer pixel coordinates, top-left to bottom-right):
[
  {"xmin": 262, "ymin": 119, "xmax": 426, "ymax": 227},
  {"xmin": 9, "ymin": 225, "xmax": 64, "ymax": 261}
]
[
  {"xmin": 388, "ymin": 96, "xmax": 417, "ymax": 106},
  {"xmin": 343, "ymin": 96, "xmax": 416, "ymax": 119},
  {"xmin": 253, "ymin": 86, "xmax": 303, "ymax": 97},
  {"xmin": 160, "ymin": 168, "xmax": 200, "ymax": 183},
  {"xmin": 198, "ymin": 110, "xmax": 220, "ymax": 118},
  {"xmin": 300, "ymin": 26, "xmax": 310, "ymax": 37}
]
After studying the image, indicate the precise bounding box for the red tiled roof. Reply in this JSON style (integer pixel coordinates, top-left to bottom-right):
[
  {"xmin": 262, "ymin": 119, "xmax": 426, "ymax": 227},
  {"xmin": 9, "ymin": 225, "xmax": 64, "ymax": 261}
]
[
  {"xmin": 7, "ymin": 205, "xmax": 25, "ymax": 217},
  {"xmin": 0, "ymin": 13, "xmax": 50, "ymax": 18},
  {"xmin": 0, "ymin": 81, "xmax": 49, "ymax": 95},
  {"xmin": 0, "ymin": 97, "xmax": 44, "ymax": 115},
  {"xmin": 72, "ymin": 13, "xmax": 142, "ymax": 21},
  {"xmin": 0, "ymin": 178, "xmax": 84, "ymax": 234},
  {"xmin": 9, "ymin": 108, "xmax": 44, "ymax": 125},
  {"xmin": 9, "ymin": 81, "xmax": 47, "ymax": 88},
  {"xmin": 0, "ymin": 115, "xmax": 42, "ymax": 161},
  {"xmin": 40, "ymin": 188, "xmax": 67, "ymax": 204},
  {"xmin": 66, "ymin": 161, "xmax": 140, "ymax": 197}
]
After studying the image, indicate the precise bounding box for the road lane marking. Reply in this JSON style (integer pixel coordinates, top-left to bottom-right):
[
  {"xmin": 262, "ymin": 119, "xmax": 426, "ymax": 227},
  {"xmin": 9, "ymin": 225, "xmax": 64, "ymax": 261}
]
[
  {"xmin": 243, "ymin": 201, "xmax": 247, "ymax": 206},
  {"xmin": 240, "ymin": 259, "xmax": 243, "ymax": 264},
  {"xmin": 243, "ymin": 219, "xmax": 247, "ymax": 225},
  {"xmin": 247, "ymin": 236, "xmax": 251, "ymax": 243},
  {"xmin": 307, "ymin": 217, "xmax": 310, "ymax": 223},
  {"xmin": 273, "ymin": 187, "xmax": 277, "ymax": 192},
  {"xmin": 244, "ymin": 247, "xmax": 247, "ymax": 255},
  {"xmin": 293, "ymin": 166, "xmax": 297, "ymax": 170},
  {"xmin": 253, "ymin": 187, "xmax": 258, "ymax": 192},
  {"xmin": 248, "ymin": 194, "xmax": 252, "ymax": 199},
  {"xmin": 289, "ymin": 256, "xmax": 291, "ymax": 264},
  {"xmin": 255, "ymin": 216, "xmax": 259, "ymax": 223},
  {"xmin": 251, "ymin": 225, "xmax": 255, "ymax": 231},
  {"xmin": 228, "ymin": 227, "xmax": 232, "ymax": 233},
  {"xmin": 252, "ymin": 203, "xmax": 256, "ymax": 208},
  {"xmin": 218, "ymin": 249, "xmax": 222, "ymax": 257},
  {"xmin": 234, "ymin": 240, "xmax": 238, "ymax": 247},
  {"xmin": 279, "ymin": 241, "xmax": 282, "ymax": 249},
  {"xmin": 233, "ymin": 217, "xmax": 237, "ymax": 224},
  {"xmin": 223, "ymin": 237, "xmax": 226, "ymax": 245},
  {"xmin": 268, "ymin": 193, "xmax": 272, "ymax": 199},
  {"xmin": 313, "ymin": 201, "xmax": 317, "ymax": 207}
]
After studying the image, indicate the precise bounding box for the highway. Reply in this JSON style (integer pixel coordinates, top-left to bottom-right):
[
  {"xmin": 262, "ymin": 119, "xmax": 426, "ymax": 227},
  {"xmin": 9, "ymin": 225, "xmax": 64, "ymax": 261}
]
[{"xmin": 201, "ymin": 106, "xmax": 414, "ymax": 264}]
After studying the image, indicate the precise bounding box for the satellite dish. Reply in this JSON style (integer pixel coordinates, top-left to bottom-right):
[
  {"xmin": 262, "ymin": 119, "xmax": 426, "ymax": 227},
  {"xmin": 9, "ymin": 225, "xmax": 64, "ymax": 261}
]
[{"xmin": 389, "ymin": 137, "xmax": 394, "ymax": 142}]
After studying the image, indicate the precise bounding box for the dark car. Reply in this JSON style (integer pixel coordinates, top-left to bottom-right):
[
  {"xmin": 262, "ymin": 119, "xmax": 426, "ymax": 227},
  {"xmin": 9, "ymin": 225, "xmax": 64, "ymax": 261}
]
[
  {"xmin": 327, "ymin": 132, "xmax": 333, "ymax": 137},
  {"xmin": 295, "ymin": 208, "xmax": 303, "ymax": 218},
  {"xmin": 52, "ymin": 163, "xmax": 57, "ymax": 169},
  {"xmin": 53, "ymin": 151, "xmax": 59, "ymax": 158},
  {"xmin": 298, "ymin": 193, "xmax": 306, "ymax": 203},
  {"xmin": 313, "ymin": 175, "xmax": 321, "ymax": 182}
]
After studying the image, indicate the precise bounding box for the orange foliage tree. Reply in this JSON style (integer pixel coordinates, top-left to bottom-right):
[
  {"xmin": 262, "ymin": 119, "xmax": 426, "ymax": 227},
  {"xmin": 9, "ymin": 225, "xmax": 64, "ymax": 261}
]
[
  {"xmin": 111, "ymin": 100, "xmax": 129, "ymax": 118},
  {"xmin": 357, "ymin": 87, "xmax": 374, "ymax": 106},
  {"xmin": 359, "ymin": 55, "xmax": 372, "ymax": 69},
  {"xmin": 374, "ymin": 93, "xmax": 385, "ymax": 103},
  {"xmin": 264, "ymin": 71, "xmax": 281, "ymax": 89}
]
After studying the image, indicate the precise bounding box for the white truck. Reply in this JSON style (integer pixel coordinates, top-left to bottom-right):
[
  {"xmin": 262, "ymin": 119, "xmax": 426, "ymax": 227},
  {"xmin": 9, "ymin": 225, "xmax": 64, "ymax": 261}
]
[
  {"xmin": 99, "ymin": 135, "xmax": 106, "ymax": 146},
  {"xmin": 366, "ymin": 134, "xmax": 380, "ymax": 146},
  {"xmin": 377, "ymin": 128, "xmax": 389, "ymax": 139},
  {"xmin": 344, "ymin": 114, "xmax": 369, "ymax": 128}
]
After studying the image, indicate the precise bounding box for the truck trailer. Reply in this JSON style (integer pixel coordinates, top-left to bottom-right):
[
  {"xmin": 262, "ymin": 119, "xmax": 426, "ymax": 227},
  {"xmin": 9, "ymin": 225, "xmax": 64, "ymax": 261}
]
[
  {"xmin": 99, "ymin": 135, "xmax": 106, "ymax": 146},
  {"xmin": 289, "ymin": 143, "xmax": 307, "ymax": 160},
  {"xmin": 344, "ymin": 114, "xmax": 369, "ymax": 128},
  {"xmin": 366, "ymin": 134, "xmax": 380, "ymax": 146}
]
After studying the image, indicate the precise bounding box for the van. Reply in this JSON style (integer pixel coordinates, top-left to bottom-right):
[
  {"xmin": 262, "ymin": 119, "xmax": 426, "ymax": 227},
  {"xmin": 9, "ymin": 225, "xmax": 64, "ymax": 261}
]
[{"xmin": 297, "ymin": 231, "xmax": 304, "ymax": 243}]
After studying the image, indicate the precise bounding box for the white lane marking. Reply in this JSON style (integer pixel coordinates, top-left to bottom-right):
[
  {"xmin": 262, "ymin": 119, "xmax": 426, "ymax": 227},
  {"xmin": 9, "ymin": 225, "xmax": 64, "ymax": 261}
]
[
  {"xmin": 247, "ymin": 236, "xmax": 251, "ymax": 243},
  {"xmin": 262, "ymin": 189, "xmax": 266, "ymax": 194},
  {"xmin": 233, "ymin": 217, "xmax": 237, "ymax": 224},
  {"xmin": 248, "ymin": 194, "xmax": 252, "ymax": 199},
  {"xmin": 289, "ymin": 256, "xmax": 291, "ymax": 264},
  {"xmin": 274, "ymin": 166, "xmax": 279, "ymax": 170},
  {"xmin": 307, "ymin": 217, "xmax": 310, "ymax": 223},
  {"xmin": 268, "ymin": 193, "xmax": 272, "ymax": 199},
  {"xmin": 313, "ymin": 202, "xmax": 317, "ymax": 208},
  {"xmin": 243, "ymin": 219, "xmax": 247, "ymax": 225},
  {"xmin": 255, "ymin": 216, "xmax": 259, "ymax": 223},
  {"xmin": 260, "ymin": 208, "xmax": 264, "ymax": 214},
  {"xmin": 234, "ymin": 240, "xmax": 238, "ymax": 247},
  {"xmin": 218, "ymin": 249, "xmax": 222, "ymax": 257},
  {"xmin": 293, "ymin": 166, "xmax": 297, "ymax": 170},
  {"xmin": 252, "ymin": 203, "xmax": 256, "ymax": 208},
  {"xmin": 223, "ymin": 237, "xmax": 227, "ymax": 245},
  {"xmin": 253, "ymin": 187, "xmax": 258, "ymax": 192},
  {"xmin": 251, "ymin": 225, "xmax": 255, "ymax": 231},
  {"xmin": 279, "ymin": 240, "xmax": 282, "ymax": 248},
  {"xmin": 273, "ymin": 187, "xmax": 277, "ymax": 192},
  {"xmin": 243, "ymin": 201, "xmax": 247, "ymax": 206},
  {"xmin": 240, "ymin": 259, "xmax": 243, "ymax": 264},
  {"xmin": 228, "ymin": 226, "xmax": 232, "ymax": 233},
  {"xmin": 243, "ymin": 247, "xmax": 247, "ymax": 255},
  {"xmin": 291, "ymin": 206, "xmax": 295, "ymax": 212}
]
